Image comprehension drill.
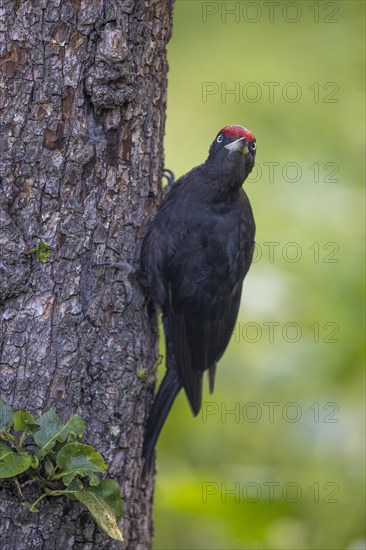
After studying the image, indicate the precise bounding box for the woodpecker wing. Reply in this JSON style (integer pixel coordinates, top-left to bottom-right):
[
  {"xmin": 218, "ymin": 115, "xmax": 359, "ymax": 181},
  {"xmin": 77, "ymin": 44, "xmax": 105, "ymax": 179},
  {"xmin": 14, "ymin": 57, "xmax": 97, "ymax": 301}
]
[{"xmin": 165, "ymin": 209, "xmax": 253, "ymax": 415}]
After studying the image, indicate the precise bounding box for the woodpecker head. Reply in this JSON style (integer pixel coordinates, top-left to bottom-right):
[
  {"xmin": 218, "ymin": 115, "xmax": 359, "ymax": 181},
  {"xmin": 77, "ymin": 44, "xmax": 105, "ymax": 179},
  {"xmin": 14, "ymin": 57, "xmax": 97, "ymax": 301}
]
[{"xmin": 206, "ymin": 124, "xmax": 256, "ymax": 191}]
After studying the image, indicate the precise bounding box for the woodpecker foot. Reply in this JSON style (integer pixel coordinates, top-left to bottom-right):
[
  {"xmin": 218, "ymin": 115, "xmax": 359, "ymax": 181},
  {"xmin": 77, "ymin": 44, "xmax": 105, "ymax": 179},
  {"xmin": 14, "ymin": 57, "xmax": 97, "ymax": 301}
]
[
  {"xmin": 94, "ymin": 248, "xmax": 134, "ymax": 302},
  {"xmin": 162, "ymin": 168, "xmax": 175, "ymax": 195}
]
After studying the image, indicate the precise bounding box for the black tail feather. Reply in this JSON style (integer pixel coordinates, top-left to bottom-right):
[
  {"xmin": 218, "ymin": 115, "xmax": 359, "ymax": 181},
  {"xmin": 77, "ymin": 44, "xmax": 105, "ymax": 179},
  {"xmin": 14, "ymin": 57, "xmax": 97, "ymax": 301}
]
[{"xmin": 142, "ymin": 367, "xmax": 181, "ymax": 477}]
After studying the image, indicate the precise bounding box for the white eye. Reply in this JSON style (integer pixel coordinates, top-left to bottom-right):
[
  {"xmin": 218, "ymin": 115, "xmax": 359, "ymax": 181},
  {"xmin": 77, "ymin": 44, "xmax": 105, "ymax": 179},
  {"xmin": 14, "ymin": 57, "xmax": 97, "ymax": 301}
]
[
  {"xmin": 217, "ymin": 134, "xmax": 223, "ymax": 143},
  {"xmin": 251, "ymin": 142, "xmax": 256, "ymax": 150}
]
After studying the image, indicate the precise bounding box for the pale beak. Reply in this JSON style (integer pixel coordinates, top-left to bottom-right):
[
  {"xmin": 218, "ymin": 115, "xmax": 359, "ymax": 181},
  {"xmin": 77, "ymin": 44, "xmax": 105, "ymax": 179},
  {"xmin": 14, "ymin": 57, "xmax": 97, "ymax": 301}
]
[{"xmin": 224, "ymin": 137, "xmax": 249, "ymax": 155}]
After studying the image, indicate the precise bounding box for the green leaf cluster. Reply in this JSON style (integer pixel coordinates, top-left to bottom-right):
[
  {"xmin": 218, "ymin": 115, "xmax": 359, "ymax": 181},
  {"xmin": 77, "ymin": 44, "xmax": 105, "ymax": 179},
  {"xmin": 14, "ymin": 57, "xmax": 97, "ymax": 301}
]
[
  {"xmin": 0, "ymin": 400, "xmax": 123, "ymax": 541},
  {"xmin": 30, "ymin": 242, "xmax": 51, "ymax": 263}
]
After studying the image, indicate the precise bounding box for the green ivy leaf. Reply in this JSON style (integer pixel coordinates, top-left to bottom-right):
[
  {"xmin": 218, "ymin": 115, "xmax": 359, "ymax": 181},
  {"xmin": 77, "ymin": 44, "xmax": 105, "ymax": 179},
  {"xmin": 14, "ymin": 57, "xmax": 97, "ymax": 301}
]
[
  {"xmin": 137, "ymin": 368, "xmax": 146, "ymax": 381},
  {"xmin": 13, "ymin": 410, "xmax": 37, "ymax": 432},
  {"xmin": 89, "ymin": 473, "xmax": 101, "ymax": 486},
  {"xmin": 75, "ymin": 479, "xmax": 123, "ymax": 541},
  {"xmin": 33, "ymin": 411, "xmax": 84, "ymax": 458},
  {"xmin": 31, "ymin": 242, "xmax": 51, "ymax": 263},
  {"xmin": 55, "ymin": 442, "xmax": 107, "ymax": 486},
  {"xmin": 66, "ymin": 414, "xmax": 85, "ymax": 441},
  {"xmin": 95, "ymin": 479, "xmax": 123, "ymax": 522},
  {"xmin": 0, "ymin": 443, "xmax": 32, "ymax": 478},
  {"xmin": 44, "ymin": 458, "xmax": 55, "ymax": 478},
  {"xmin": 30, "ymin": 455, "xmax": 39, "ymax": 469},
  {"xmin": 0, "ymin": 400, "xmax": 14, "ymax": 430},
  {"xmin": 33, "ymin": 410, "xmax": 63, "ymax": 457}
]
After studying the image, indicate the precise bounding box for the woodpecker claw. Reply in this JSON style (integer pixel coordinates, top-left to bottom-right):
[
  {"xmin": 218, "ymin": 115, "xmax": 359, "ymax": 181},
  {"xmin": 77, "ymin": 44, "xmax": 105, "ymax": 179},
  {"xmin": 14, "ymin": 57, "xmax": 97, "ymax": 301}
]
[
  {"xmin": 163, "ymin": 168, "xmax": 175, "ymax": 195},
  {"xmin": 94, "ymin": 255, "xmax": 134, "ymax": 303}
]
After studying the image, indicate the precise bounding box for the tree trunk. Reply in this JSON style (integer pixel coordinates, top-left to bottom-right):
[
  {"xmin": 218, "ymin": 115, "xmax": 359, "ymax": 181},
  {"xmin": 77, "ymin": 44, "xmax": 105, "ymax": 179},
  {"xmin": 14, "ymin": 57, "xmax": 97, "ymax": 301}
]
[{"xmin": 0, "ymin": 1, "xmax": 173, "ymax": 548}]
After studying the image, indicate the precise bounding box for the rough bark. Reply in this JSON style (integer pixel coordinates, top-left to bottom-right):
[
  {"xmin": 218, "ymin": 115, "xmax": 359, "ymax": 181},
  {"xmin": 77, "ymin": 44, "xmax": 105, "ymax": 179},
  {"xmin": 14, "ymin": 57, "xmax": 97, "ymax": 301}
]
[{"xmin": 0, "ymin": 1, "xmax": 173, "ymax": 548}]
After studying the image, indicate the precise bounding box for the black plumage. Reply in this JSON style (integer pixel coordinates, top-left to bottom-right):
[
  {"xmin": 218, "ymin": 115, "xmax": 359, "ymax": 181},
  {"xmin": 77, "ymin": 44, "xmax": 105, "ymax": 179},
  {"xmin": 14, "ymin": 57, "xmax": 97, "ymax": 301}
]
[{"xmin": 140, "ymin": 125, "xmax": 257, "ymax": 474}]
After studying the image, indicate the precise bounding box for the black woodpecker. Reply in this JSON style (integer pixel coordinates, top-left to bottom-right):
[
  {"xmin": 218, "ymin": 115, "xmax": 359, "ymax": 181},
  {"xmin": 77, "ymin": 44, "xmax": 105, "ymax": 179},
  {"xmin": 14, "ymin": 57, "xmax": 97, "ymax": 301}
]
[{"xmin": 140, "ymin": 124, "xmax": 257, "ymax": 474}]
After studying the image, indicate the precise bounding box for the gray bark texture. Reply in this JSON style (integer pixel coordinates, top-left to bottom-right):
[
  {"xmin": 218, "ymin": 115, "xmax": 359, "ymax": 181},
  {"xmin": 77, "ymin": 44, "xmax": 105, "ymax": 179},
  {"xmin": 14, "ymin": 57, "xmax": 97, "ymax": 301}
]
[{"xmin": 0, "ymin": 1, "xmax": 174, "ymax": 548}]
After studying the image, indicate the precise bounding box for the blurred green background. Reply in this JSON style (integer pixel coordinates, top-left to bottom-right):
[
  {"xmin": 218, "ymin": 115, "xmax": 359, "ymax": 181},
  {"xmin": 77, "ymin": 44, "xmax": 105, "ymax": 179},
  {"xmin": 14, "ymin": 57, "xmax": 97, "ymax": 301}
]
[{"xmin": 153, "ymin": 2, "xmax": 365, "ymax": 549}]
